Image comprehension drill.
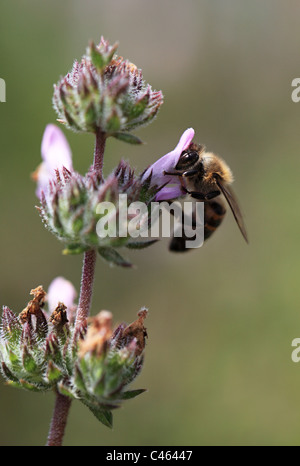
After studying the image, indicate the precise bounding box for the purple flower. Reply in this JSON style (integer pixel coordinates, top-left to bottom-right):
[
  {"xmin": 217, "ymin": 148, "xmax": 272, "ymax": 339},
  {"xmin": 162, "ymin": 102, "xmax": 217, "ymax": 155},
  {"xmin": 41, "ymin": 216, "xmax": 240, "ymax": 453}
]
[
  {"xmin": 47, "ymin": 276, "xmax": 77, "ymax": 317},
  {"xmin": 142, "ymin": 128, "xmax": 195, "ymax": 201},
  {"xmin": 33, "ymin": 124, "xmax": 73, "ymax": 198}
]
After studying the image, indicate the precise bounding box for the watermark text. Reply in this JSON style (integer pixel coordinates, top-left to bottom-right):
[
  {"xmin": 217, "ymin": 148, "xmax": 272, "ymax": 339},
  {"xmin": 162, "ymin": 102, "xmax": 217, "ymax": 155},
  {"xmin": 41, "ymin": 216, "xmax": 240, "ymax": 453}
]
[
  {"xmin": 0, "ymin": 78, "xmax": 6, "ymax": 102},
  {"xmin": 291, "ymin": 78, "xmax": 300, "ymax": 102},
  {"xmin": 95, "ymin": 195, "xmax": 204, "ymax": 248}
]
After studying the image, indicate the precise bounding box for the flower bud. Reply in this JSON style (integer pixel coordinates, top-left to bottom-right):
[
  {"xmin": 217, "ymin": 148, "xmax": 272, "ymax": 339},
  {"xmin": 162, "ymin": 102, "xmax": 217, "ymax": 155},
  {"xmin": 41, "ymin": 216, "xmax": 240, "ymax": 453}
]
[{"xmin": 53, "ymin": 37, "xmax": 163, "ymax": 138}]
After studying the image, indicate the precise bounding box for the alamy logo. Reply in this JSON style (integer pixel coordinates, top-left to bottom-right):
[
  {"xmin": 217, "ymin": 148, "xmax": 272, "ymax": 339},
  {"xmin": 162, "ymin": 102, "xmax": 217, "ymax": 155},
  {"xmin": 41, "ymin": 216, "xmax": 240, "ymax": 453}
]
[
  {"xmin": 95, "ymin": 195, "xmax": 205, "ymax": 248},
  {"xmin": 0, "ymin": 78, "xmax": 6, "ymax": 102}
]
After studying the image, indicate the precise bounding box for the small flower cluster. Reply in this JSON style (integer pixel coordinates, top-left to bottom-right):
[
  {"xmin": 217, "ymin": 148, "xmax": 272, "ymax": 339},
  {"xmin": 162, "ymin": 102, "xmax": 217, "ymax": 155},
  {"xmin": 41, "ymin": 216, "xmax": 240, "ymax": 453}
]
[
  {"xmin": 34, "ymin": 124, "xmax": 195, "ymax": 265},
  {"xmin": 37, "ymin": 160, "xmax": 160, "ymax": 266},
  {"xmin": 0, "ymin": 280, "xmax": 148, "ymax": 428},
  {"xmin": 53, "ymin": 37, "xmax": 163, "ymax": 139},
  {"xmin": 71, "ymin": 309, "xmax": 147, "ymax": 427},
  {"xmin": 0, "ymin": 285, "xmax": 72, "ymax": 393}
]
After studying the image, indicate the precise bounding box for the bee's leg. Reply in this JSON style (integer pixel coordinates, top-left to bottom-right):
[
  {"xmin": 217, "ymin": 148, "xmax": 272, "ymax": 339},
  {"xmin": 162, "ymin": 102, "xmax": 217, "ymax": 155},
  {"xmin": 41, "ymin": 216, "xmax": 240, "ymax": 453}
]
[
  {"xmin": 187, "ymin": 191, "xmax": 206, "ymax": 201},
  {"xmin": 163, "ymin": 170, "xmax": 182, "ymax": 176}
]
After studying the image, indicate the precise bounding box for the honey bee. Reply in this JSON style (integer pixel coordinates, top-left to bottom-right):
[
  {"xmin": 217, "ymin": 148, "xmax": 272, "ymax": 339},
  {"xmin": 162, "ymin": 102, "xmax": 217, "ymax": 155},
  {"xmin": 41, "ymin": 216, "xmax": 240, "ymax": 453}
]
[{"xmin": 165, "ymin": 143, "xmax": 248, "ymax": 251}]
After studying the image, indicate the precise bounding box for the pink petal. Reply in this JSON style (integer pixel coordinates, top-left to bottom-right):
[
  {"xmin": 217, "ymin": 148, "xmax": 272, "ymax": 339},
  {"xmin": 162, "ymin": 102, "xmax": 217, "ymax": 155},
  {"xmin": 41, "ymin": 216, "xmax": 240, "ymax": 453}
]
[
  {"xmin": 175, "ymin": 127, "xmax": 195, "ymax": 155},
  {"xmin": 35, "ymin": 124, "xmax": 73, "ymax": 198},
  {"xmin": 34, "ymin": 163, "xmax": 52, "ymax": 199},
  {"xmin": 155, "ymin": 185, "xmax": 185, "ymax": 201},
  {"xmin": 47, "ymin": 276, "xmax": 77, "ymax": 313},
  {"xmin": 143, "ymin": 128, "xmax": 194, "ymax": 186},
  {"xmin": 41, "ymin": 124, "xmax": 73, "ymax": 171}
]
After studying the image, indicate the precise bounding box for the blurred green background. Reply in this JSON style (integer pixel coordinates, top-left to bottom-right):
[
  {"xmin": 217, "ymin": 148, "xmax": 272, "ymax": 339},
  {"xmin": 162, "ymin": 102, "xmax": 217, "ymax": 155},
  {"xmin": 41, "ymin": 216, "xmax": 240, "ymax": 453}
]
[{"xmin": 0, "ymin": 0, "xmax": 300, "ymax": 446}]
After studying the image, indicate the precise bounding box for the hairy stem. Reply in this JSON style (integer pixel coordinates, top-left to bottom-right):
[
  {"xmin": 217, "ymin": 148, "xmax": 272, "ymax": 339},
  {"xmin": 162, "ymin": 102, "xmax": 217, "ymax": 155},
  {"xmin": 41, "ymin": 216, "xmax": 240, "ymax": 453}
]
[
  {"xmin": 75, "ymin": 248, "xmax": 97, "ymax": 329},
  {"xmin": 75, "ymin": 128, "xmax": 105, "ymax": 328},
  {"xmin": 46, "ymin": 391, "xmax": 72, "ymax": 446},
  {"xmin": 93, "ymin": 129, "xmax": 106, "ymax": 176}
]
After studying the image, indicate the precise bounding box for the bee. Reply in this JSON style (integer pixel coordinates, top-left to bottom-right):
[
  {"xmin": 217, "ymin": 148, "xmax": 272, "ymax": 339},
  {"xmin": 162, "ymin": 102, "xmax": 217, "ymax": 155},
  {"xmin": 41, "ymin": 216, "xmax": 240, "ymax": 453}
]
[{"xmin": 165, "ymin": 143, "xmax": 248, "ymax": 251}]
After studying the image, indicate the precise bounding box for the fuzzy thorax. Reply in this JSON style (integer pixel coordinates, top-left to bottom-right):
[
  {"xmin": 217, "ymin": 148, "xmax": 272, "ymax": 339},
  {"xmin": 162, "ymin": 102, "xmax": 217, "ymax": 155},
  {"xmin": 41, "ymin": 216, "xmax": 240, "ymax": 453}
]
[{"xmin": 202, "ymin": 152, "xmax": 234, "ymax": 185}]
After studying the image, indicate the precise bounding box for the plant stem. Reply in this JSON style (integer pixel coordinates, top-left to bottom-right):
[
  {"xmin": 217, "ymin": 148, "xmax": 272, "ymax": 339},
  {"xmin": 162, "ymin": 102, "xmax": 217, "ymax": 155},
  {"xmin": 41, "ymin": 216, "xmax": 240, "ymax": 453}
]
[
  {"xmin": 46, "ymin": 391, "xmax": 72, "ymax": 446},
  {"xmin": 75, "ymin": 129, "xmax": 105, "ymax": 328},
  {"xmin": 46, "ymin": 129, "xmax": 106, "ymax": 446},
  {"xmin": 74, "ymin": 248, "xmax": 97, "ymax": 329},
  {"xmin": 93, "ymin": 129, "xmax": 106, "ymax": 176}
]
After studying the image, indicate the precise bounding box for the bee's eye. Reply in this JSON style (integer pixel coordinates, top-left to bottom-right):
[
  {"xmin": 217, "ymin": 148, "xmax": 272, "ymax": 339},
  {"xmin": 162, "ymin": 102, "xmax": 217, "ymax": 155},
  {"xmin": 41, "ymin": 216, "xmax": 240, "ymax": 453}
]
[{"xmin": 176, "ymin": 150, "xmax": 199, "ymax": 169}]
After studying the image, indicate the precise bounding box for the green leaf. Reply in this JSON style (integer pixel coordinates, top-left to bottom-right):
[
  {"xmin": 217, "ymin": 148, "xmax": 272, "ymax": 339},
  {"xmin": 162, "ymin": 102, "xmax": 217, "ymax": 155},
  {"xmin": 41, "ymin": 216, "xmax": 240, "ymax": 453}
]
[
  {"xmin": 8, "ymin": 348, "xmax": 21, "ymax": 370},
  {"xmin": 64, "ymin": 110, "xmax": 82, "ymax": 132},
  {"xmin": 74, "ymin": 365, "xmax": 87, "ymax": 393},
  {"xmin": 89, "ymin": 40, "xmax": 118, "ymax": 72},
  {"xmin": 19, "ymin": 379, "xmax": 41, "ymax": 392},
  {"xmin": 111, "ymin": 132, "xmax": 144, "ymax": 145},
  {"xmin": 98, "ymin": 247, "xmax": 133, "ymax": 268},
  {"xmin": 1, "ymin": 361, "xmax": 19, "ymax": 383},
  {"xmin": 85, "ymin": 403, "xmax": 113, "ymax": 428},
  {"xmin": 129, "ymin": 94, "xmax": 150, "ymax": 119},
  {"xmin": 106, "ymin": 111, "xmax": 121, "ymax": 132},
  {"xmin": 46, "ymin": 361, "xmax": 62, "ymax": 383},
  {"xmin": 22, "ymin": 347, "xmax": 38, "ymax": 374},
  {"xmin": 85, "ymin": 103, "xmax": 97, "ymax": 129},
  {"xmin": 72, "ymin": 217, "xmax": 84, "ymax": 234},
  {"xmin": 126, "ymin": 239, "xmax": 158, "ymax": 250},
  {"xmin": 119, "ymin": 388, "xmax": 147, "ymax": 400},
  {"xmin": 89, "ymin": 42, "xmax": 106, "ymax": 71},
  {"xmin": 105, "ymin": 41, "xmax": 119, "ymax": 65}
]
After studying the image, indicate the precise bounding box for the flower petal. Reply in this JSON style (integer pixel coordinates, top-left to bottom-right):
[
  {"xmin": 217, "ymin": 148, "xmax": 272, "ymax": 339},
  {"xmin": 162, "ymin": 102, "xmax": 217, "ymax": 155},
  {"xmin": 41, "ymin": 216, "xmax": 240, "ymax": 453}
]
[
  {"xmin": 35, "ymin": 124, "xmax": 73, "ymax": 198},
  {"xmin": 47, "ymin": 276, "xmax": 77, "ymax": 314},
  {"xmin": 143, "ymin": 128, "xmax": 194, "ymax": 186},
  {"xmin": 41, "ymin": 124, "xmax": 73, "ymax": 171},
  {"xmin": 175, "ymin": 127, "xmax": 196, "ymax": 155},
  {"xmin": 155, "ymin": 185, "xmax": 185, "ymax": 201}
]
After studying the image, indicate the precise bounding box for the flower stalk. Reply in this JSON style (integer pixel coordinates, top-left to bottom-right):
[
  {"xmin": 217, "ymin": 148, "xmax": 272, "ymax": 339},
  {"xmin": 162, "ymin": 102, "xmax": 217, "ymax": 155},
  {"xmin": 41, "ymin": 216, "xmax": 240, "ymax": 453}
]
[
  {"xmin": 93, "ymin": 128, "xmax": 106, "ymax": 177},
  {"xmin": 46, "ymin": 391, "xmax": 72, "ymax": 446},
  {"xmin": 75, "ymin": 249, "xmax": 97, "ymax": 331},
  {"xmin": 74, "ymin": 123, "xmax": 107, "ymax": 330},
  {"xmin": 47, "ymin": 121, "xmax": 107, "ymax": 445}
]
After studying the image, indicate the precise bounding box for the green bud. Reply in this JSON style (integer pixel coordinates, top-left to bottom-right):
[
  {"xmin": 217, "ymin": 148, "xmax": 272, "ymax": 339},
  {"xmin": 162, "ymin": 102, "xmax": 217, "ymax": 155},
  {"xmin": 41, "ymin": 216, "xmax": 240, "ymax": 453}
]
[
  {"xmin": 38, "ymin": 162, "xmax": 160, "ymax": 266},
  {"xmin": 53, "ymin": 37, "xmax": 163, "ymax": 136}
]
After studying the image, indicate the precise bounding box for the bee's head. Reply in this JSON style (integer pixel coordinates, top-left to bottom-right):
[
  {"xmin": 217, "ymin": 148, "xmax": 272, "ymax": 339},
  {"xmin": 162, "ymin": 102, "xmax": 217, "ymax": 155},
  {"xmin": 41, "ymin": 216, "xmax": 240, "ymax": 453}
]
[{"xmin": 175, "ymin": 143, "xmax": 205, "ymax": 171}]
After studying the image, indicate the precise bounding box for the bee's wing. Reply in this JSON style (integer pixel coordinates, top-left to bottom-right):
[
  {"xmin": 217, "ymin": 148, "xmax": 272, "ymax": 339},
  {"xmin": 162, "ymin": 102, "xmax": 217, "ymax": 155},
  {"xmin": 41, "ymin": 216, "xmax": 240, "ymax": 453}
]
[{"xmin": 215, "ymin": 177, "xmax": 248, "ymax": 243}]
